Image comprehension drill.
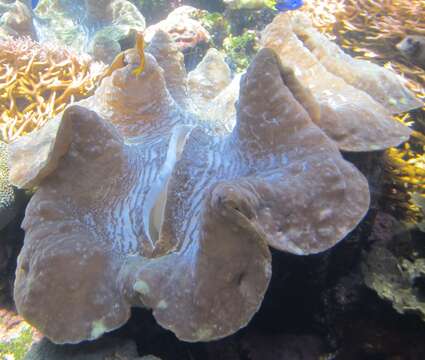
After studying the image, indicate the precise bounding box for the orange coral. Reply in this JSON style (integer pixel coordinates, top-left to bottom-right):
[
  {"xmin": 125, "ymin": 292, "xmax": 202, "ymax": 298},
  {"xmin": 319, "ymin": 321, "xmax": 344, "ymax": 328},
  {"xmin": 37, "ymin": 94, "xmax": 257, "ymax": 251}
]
[{"xmin": 0, "ymin": 37, "xmax": 106, "ymax": 143}]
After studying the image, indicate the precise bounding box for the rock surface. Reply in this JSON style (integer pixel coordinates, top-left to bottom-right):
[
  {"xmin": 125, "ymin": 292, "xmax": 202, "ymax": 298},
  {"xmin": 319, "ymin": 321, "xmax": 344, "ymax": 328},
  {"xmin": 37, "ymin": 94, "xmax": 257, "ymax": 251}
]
[
  {"xmin": 34, "ymin": 0, "xmax": 145, "ymax": 63},
  {"xmin": 0, "ymin": 0, "xmax": 36, "ymax": 39},
  {"xmin": 188, "ymin": 48, "xmax": 232, "ymax": 112},
  {"xmin": 362, "ymin": 212, "xmax": 425, "ymax": 321},
  {"xmin": 145, "ymin": 6, "xmax": 210, "ymax": 52},
  {"xmin": 24, "ymin": 337, "xmax": 159, "ymax": 360}
]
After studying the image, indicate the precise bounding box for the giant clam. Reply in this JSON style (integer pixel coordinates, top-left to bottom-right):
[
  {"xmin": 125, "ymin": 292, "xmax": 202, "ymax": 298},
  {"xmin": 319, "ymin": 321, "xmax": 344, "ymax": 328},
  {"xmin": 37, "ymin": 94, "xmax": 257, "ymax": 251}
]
[{"xmin": 8, "ymin": 24, "xmax": 420, "ymax": 344}]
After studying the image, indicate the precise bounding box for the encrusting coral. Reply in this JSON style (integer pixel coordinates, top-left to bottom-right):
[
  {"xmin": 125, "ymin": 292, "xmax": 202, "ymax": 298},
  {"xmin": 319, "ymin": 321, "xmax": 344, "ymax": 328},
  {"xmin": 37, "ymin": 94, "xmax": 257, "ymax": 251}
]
[
  {"xmin": 8, "ymin": 27, "xmax": 374, "ymax": 344},
  {"xmin": 0, "ymin": 141, "xmax": 16, "ymax": 230},
  {"xmin": 361, "ymin": 214, "xmax": 425, "ymax": 321},
  {"xmin": 365, "ymin": 253, "xmax": 425, "ymax": 321},
  {"xmin": 0, "ymin": 37, "xmax": 105, "ymax": 143}
]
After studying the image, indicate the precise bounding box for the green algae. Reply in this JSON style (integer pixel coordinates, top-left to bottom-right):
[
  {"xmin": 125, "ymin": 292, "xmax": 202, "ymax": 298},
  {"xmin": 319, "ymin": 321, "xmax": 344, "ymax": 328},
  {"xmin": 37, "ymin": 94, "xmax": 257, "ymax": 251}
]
[
  {"xmin": 198, "ymin": 12, "xmax": 230, "ymax": 48},
  {"xmin": 223, "ymin": 31, "xmax": 258, "ymax": 72},
  {"xmin": 0, "ymin": 326, "xmax": 35, "ymax": 360}
]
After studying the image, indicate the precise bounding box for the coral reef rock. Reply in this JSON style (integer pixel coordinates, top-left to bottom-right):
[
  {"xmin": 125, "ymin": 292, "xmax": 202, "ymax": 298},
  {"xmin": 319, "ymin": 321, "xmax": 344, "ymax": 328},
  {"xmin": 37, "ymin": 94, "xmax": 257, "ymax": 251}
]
[
  {"xmin": 0, "ymin": 0, "xmax": 36, "ymax": 39},
  {"xmin": 261, "ymin": 13, "xmax": 421, "ymax": 152},
  {"xmin": 0, "ymin": 141, "xmax": 16, "ymax": 230},
  {"xmin": 145, "ymin": 6, "xmax": 210, "ymax": 52},
  {"xmin": 241, "ymin": 333, "xmax": 325, "ymax": 360},
  {"xmin": 188, "ymin": 48, "xmax": 232, "ymax": 113},
  {"xmin": 10, "ymin": 46, "xmax": 370, "ymax": 345},
  {"xmin": 34, "ymin": 0, "xmax": 146, "ymax": 63},
  {"xmin": 186, "ymin": 47, "xmax": 241, "ymax": 133},
  {"xmin": 412, "ymin": 193, "xmax": 425, "ymax": 231},
  {"xmin": 362, "ymin": 216, "xmax": 425, "ymax": 321},
  {"xmin": 25, "ymin": 337, "xmax": 159, "ymax": 360}
]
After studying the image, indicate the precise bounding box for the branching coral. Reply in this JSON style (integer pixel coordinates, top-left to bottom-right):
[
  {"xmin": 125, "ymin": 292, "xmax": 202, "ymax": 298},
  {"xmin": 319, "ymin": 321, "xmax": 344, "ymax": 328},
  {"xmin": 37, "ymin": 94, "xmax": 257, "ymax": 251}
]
[
  {"xmin": 339, "ymin": 0, "xmax": 425, "ymax": 43},
  {"xmin": 298, "ymin": 0, "xmax": 349, "ymax": 35},
  {"xmin": 383, "ymin": 131, "xmax": 425, "ymax": 223},
  {"xmin": 0, "ymin": 37, "xmax": 105, "ymax": 143},
  {"xmin": 301, "ymin": 0, "xmax": 425, "ymax": 46}
]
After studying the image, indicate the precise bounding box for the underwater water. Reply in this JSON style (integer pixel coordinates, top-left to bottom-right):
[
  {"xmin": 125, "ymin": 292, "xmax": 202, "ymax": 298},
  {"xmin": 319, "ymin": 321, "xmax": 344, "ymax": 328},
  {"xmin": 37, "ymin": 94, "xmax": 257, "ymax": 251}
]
[{"xmin": 0, "ymin": 0, "xmax": 424, "ymax": 359}]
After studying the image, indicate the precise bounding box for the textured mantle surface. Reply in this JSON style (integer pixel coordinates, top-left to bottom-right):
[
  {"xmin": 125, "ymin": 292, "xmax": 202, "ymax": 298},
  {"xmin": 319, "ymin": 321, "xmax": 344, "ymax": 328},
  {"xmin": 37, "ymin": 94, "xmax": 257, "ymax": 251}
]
[{"xmin": 10, "ymin": 46, "xmax": 371, "ymax": 344}]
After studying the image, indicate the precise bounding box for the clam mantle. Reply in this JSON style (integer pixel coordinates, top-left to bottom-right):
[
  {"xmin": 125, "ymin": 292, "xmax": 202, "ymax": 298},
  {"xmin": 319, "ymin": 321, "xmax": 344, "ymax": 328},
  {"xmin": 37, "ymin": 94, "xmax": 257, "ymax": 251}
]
[{"xmin": 9, "ymin": 43, "xmax": 372, "ymax": 344}]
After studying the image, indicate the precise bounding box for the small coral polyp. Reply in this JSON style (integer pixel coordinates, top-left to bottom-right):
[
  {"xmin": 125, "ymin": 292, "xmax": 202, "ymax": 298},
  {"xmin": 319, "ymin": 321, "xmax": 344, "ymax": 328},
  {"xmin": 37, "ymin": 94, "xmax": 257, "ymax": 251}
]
[{"xmin": 0, "ymin": 37, "xmax": 104, "ymax": 143}]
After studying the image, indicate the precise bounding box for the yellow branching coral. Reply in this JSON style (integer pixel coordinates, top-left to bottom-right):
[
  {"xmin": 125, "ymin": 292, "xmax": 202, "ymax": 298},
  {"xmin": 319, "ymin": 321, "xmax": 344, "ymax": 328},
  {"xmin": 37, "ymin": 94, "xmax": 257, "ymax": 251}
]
[
  {"xmin": 0, "ymin": 37, "xmax": 106, "ymax": 143},
  {"xmin": 383, "ymin": 132, "xmax": 425, "ymax": 223},
  {"xmin": 340, "ymin": 0, "xmax": 425, "ymax": 41},
  {"xmin": 302, "ymin": 0, "xmax": 425, "ymax": 45}
]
